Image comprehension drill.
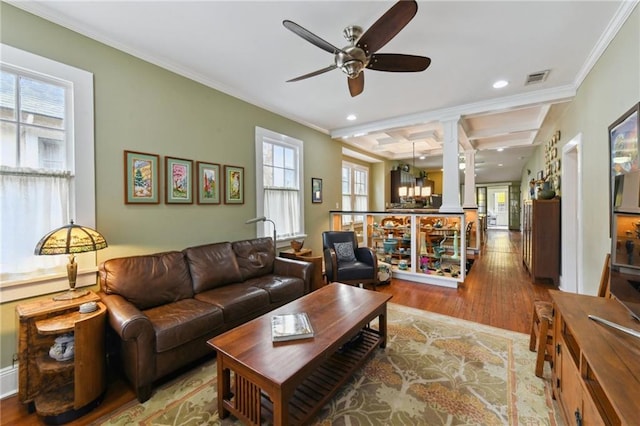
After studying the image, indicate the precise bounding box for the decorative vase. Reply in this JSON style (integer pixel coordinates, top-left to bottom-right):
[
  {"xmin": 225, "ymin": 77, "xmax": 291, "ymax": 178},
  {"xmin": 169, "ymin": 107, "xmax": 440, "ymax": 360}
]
[
  {"xmin": 626, "ymin": 239, "xmax": 635, "ymax": 265},
  {"xmin": 538, "ymin": 181, "xmax": 556, "ymax": 199}
]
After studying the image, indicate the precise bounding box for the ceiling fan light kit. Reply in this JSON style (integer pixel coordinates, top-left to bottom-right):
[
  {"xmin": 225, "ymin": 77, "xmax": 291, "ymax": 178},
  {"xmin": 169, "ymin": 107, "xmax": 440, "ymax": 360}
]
[{"xmin": 283, "ymin": 0, "xmax": 430, "ymax": 97}]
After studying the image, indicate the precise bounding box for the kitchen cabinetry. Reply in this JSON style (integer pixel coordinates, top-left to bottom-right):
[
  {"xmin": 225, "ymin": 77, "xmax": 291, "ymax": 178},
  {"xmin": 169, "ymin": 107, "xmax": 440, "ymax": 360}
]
[
  {"xmin": 522, "ymin": 199, "xmax": 560, "ymax": 284},
  {"xmin": 330, "ymin": 211, "xmax": 466, "ymax": 288},
  {"xmin": 17, "ymin": 292, "xmax": 107, "ymax": 423},
  {"xmin": 551, "ymin": 290, "xmax": 640, "ymax": 425}
]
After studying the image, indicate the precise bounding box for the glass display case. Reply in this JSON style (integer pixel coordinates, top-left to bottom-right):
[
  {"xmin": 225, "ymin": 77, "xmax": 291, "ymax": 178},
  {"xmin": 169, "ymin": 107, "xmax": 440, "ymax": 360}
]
[
  {"xmin": 612, "ymin": 213, "xmax": 640, "ymax": 270},
  {"xmin": 330, "ymin": 211, "xmax": 466, "ymax": 288}
]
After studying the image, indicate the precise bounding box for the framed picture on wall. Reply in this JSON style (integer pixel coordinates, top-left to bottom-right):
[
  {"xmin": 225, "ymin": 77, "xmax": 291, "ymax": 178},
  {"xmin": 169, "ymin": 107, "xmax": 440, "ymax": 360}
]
[
  {"xmin": 610, "ymin": 102, "xmax": 640, "ymax": 178},
  {"xmin": 165, "ymin": 156, "xmax": 193, "ymax": 204},
  {"xmin": 124, "ymin": 150, "xmax": 160, "ymax": 204},
  {"xmin": 224, "ymin": 165, "xmax": 244, "ymax": 204},
  {"xmin": 311, "ymin": 177, "xmax": 322, "ymax": 203},
  {"xmin": 196, "ymin": 161, "xmax": 220, "ymax": 204}
]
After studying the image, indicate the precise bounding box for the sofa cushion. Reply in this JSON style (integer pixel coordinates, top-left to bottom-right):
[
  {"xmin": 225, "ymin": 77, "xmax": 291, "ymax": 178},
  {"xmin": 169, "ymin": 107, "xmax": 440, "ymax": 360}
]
[
  {"xmin": 99, "ymin": 251, "xmax": 193, "ymax": 310},
  {"xmin": 232, "ymin": 238, "xmax": 274, "ymax": 281},
  {"xmin": 144, "ymin": 298, "xmax": 224, "ymax": 353},
  {"xmin": 184, "ymin": 242, "xmax": 243, "ymax": 293},
  {"xmin": 247, "ymin": 275, "xmax": 305, "ymax": 304},
  {"xmin": 195, "ymin": 283, "xmax": 270, "ymax": 324}
]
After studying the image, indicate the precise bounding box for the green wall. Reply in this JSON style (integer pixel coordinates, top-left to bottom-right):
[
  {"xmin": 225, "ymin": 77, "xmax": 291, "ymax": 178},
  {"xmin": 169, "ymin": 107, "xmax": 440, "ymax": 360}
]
[
  {"xmin": 522, "ymin": 4, "xmax": 639, "ymax": 294},
  {"xmin": 0, "ymin": 3, "xmax": 343, "ymax": 369}
]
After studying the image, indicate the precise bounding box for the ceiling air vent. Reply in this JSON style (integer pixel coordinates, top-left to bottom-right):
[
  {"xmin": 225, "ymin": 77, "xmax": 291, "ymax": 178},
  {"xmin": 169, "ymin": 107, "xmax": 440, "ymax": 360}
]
[{"xmin": 525, "ymin": 70, "xmax": 550, "ymax": 85}]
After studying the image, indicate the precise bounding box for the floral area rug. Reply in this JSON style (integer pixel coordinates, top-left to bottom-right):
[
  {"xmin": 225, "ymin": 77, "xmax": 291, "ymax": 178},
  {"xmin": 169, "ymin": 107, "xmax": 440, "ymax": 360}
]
[{"xmin": 94, "ymin": 303, "xmax": 561, "ymax": 425}]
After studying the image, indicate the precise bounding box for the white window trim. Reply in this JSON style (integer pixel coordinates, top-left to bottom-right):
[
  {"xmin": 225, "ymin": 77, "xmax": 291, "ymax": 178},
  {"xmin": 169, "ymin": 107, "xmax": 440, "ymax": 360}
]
[
  {"xmin": 254, "ymin": 126, "xmax": 305, "ymax": 247},
  {"xmin": 0, "ymin": 44, "xmax": 96, "ymax": 303}
]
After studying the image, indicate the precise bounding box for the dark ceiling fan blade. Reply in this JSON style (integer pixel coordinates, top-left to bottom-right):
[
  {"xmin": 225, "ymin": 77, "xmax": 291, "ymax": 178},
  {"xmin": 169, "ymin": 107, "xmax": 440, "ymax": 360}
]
[
  {"xmin": 286, "ymin": 65, "xmax": 337, "ymax": 82},
  {"xmin": 348, "ymin": 73, "xmax": 364, "ymax": 97},
  {"xmin": 367, "ymin": 54, "xmax": 431, "ymax": 72},
  {"xmin": 283, "ymin": 20, "xmax": 342, "ymax": 54},
  {"xmin": 356, "ymin": 0, "xmax": 418, "ymax": 55}
]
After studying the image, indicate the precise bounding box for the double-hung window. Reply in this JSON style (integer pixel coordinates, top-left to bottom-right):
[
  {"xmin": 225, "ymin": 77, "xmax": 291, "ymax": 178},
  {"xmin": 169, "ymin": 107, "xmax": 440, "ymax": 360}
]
[
  {"xmin": 254, "ymin": 127, "xmax": 304, "ymax": 244},
  {"xmin": 342, "ymin": 161, "xmax": 369, "ymax": 226},
  {"xmin": 0, "ymin": 44, "xmax": 95, "ymax": 302}
]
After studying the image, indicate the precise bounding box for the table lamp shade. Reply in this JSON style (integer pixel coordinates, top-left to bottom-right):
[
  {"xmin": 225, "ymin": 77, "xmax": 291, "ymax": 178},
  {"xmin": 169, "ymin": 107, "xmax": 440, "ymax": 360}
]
[{"xmin": 34, "ymin": 221, "xmax": 108, "ymax": 300}]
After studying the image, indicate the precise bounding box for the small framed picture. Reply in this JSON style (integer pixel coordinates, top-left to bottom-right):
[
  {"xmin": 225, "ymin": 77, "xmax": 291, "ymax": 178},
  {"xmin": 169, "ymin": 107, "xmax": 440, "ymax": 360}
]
[
  {"xmin": 196, "ymin": 161, "xmax": 220, "ymax": 204},
  {"xmin": 224, "ymin": 165, "xmax": 244, "ymax": 204},
  {"xmin": 536, "ymin": 170, "xmax": 544, "ymax": 181},
  {"xmin": 311, "ymin": 177, "xmax": 322, "ymax": 203},
  {"xmin": 165, "ymin": 156, "xmax": 193, "ymax": 204},
  {"xmin": 124, "ymin": 150, "xmax": 160, "ymax": 204}
]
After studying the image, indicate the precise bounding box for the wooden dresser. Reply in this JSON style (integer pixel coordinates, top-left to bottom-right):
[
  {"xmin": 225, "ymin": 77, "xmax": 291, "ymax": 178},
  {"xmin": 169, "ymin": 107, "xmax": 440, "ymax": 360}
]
[
  {"xmin": 522, "ymin": 199, "xmax": 560, "ymax": 284},
  {"xmin": 550, "ymin": 290, "xmax": 640, "ymax": 425}
]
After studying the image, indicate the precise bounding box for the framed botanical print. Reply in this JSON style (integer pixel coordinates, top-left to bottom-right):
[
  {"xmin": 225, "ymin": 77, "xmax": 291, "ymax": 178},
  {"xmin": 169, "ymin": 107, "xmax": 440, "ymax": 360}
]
[
  {"xmin": 224, "ymin": 165, "xmax": 244, "ymax": 204},
  {"xmin": 165, "ymin": 156, "xmax": 193, "ymax": 204},
  {"xmin": 196, "ymin": 161, "xmax": 220, "ymax": 204},
  {"xmin": 124, "ymin": 150, "xmax": 160, "ymax": 204},
  {"xmin": 312, "ymin": 177, "xmax": 322, "ymax": 203}
]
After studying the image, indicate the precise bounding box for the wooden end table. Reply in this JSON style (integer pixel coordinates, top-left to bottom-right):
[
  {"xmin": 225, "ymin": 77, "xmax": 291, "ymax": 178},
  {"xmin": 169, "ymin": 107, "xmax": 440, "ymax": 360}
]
[{"xmin": 208, "ymin": 283, "xmax": 392, "ymax": 425}]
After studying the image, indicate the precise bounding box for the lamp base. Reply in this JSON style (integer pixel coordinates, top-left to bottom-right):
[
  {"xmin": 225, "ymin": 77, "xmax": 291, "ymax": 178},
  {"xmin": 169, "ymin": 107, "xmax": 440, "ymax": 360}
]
[{"xmin": 53, "ymin": 288, "xmax": 90, "ymax": 301}]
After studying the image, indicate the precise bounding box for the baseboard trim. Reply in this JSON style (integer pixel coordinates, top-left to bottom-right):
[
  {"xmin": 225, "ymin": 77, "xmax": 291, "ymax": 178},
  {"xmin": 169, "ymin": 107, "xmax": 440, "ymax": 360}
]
[{"xmin": 0, "ymin": 364, "xmax": 18, "ymax": 399}]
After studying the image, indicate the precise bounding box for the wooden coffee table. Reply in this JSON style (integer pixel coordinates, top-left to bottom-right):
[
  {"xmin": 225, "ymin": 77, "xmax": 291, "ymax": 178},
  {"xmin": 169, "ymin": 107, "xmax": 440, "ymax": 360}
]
[{"xmin": 208, "ymin": 283, "xmax": 392, "ymax": 426}]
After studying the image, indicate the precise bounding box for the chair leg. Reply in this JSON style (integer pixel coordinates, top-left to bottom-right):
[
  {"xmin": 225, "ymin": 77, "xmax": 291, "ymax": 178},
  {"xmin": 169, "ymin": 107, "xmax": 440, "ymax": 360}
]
[
  {"xmin": 535, "ymin": 317, "xmax": 550, "ymax": 378},
  {"xmin": 529, "ymin": 306, "xmax": 538, "ymax": 352}
]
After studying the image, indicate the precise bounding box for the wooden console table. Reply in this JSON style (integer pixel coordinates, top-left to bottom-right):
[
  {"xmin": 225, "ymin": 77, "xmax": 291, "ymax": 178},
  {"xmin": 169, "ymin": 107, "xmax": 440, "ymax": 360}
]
[{"xmin": 550, "ymin": 290, "xmax": 640, "ymax": 425}]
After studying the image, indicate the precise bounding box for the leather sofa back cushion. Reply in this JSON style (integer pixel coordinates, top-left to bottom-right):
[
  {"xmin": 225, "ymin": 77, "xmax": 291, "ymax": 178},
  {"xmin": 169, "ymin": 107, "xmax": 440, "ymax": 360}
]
[
  {"xmin": 184, "ymin": 242, "xmax": 243, "ymax": 293},
  {"xmin": 99, "ymin": 251, "xmax": 194, "ymax": 310},
  {"xmin": 232, "ymin": 238, "xmax": 275, "ymax": 281}
]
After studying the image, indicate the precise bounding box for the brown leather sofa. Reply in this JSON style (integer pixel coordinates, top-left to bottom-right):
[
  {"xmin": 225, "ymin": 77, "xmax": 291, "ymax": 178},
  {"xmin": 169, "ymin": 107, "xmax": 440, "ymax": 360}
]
[{"xmin": 97, "ymin": 237, "xmax": 312, "ymax": 402}]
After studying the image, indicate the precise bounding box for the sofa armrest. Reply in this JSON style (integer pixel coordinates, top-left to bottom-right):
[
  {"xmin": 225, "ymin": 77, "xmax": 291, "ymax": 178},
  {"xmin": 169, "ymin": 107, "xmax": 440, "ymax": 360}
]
[
  {"xmin": 274, "ymin": 257, "xmax": 313, "ymax": 294},
  {"xmin": 98, "ymin": 291, "xmax": 156, "ymax": 399},
  {"xmin": 356, "ymin": 247, "xmax": 379, "ymax": 271},
  {"xmin": 323, "ymin": 248, "xmax": 338, "ymax": 283}
]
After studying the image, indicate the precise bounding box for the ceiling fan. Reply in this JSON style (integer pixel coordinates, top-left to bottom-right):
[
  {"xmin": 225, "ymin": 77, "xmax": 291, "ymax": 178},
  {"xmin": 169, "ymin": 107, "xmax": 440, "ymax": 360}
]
[{"xmin": 283, "ymin": 0, "xmax": 431, "ymax": 97}]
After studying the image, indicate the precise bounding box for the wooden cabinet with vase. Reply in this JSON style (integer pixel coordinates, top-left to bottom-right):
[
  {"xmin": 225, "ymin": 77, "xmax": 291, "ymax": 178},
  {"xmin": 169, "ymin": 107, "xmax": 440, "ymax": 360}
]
[{"xmin": 522, "ymin": 198, "xmax": 560, "ymax": 284}]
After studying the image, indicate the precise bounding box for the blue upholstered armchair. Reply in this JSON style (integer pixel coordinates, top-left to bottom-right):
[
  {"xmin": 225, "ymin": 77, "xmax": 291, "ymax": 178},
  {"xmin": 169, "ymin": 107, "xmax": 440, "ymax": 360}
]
[{"xmin": 322, "ymin": 231, "xmax": 379, "ymax": 290}]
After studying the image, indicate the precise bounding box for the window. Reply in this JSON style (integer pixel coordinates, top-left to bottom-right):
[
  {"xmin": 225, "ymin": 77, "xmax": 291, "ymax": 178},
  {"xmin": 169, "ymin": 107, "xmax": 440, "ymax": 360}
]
[
  {"xmin": 342, "ymin": 161, "xmax": 369, "ymax": 225},
  {"xmin": 255, "ymin": 127, "xmax": 304, "ymax": 243},
  {"xmin": 0, "ymin": 44, "xmax": 95, "ymax": 302}
]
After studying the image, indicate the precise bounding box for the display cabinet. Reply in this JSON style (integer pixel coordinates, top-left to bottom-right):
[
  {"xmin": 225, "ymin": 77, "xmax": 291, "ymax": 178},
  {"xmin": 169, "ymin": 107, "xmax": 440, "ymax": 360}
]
[
  {"xmin": 16, "ymin": 292, "xmax": 107, "ymax": 423},
  {"xmin": 522, "ymin": 199, "xmax": 560, "ymax": 284},
  {"xmin": 330, "ymin": 211, "xmax": 466, "ymax": 288}
]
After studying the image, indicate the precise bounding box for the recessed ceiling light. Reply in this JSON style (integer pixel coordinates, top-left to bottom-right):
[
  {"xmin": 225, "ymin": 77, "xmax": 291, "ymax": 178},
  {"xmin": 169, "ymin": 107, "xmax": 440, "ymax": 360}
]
[
  {"xmin": 497, "ymin": 147, "xmax": 504, "ymax": 152},
  {"xmin": 346, "ymin": 114, "xmax": 357, "ymax": 121},
  {"xmin": 498, "ymin": 163, "xmax": 503, "ymax": 167},
  {"xmin": 419, "ymin": 155, "xmax": 426, "ymax": 160},
  {"xmin": 493, "ymin": 80, "xmax": 509, "ymax": 89}
]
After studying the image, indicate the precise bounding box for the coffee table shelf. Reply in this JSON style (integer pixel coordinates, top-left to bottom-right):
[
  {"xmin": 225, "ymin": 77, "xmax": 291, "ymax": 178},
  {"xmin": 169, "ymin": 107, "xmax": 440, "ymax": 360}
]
[{"xmin": 258, "ymin": 327, "xmax": 381, "ymax": 424}]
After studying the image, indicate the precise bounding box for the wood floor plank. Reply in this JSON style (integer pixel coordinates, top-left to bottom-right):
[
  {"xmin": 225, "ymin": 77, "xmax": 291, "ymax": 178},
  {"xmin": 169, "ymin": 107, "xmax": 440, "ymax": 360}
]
[{"xmin": 0, "ymin": 229, "xmax": 556, "ymax": 425}]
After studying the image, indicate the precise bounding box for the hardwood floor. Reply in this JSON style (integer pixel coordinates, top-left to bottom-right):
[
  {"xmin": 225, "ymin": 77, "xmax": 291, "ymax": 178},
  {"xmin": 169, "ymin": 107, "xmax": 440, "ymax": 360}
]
[{"xmin": 1, "ymin": 229, "xmax": 555, "ymax": 425}]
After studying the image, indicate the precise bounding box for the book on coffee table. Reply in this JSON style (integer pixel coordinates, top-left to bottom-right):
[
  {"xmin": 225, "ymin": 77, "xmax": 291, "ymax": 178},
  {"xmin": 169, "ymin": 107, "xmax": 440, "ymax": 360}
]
[{"xmin": 271, "ymin": 312, "xmax": 314, "ymax": 342}]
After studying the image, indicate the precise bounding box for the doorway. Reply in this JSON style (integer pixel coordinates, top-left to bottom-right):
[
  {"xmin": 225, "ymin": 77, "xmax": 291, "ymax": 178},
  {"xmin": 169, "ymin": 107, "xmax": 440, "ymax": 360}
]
[
  {"xmin": 561, "ymin": 134, "xmax": 582, "ymax": 293},
  {"xmin": 487, "ymin": 186, "xmax": 509, "ymax": 229}
]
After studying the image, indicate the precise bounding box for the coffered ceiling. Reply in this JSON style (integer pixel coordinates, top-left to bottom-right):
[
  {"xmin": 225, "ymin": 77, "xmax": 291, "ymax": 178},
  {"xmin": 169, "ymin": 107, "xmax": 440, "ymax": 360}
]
[{"xmin": 9, "ymin": 0, "xmax": 637, "ymax": 183}]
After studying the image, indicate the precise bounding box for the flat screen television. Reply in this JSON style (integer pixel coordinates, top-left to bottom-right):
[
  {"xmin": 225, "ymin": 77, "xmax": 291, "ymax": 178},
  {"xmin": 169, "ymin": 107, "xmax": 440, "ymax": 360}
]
[{"xmin": 610, "ymin": 268, "xmax": 640, "ymax": 322}]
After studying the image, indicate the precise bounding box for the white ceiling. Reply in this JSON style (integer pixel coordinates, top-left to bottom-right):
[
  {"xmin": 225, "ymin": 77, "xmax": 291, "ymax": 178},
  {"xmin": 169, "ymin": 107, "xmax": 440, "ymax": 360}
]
[{"xmin": 10, "ymin": 0, "xmax": 636, "ymax": 183}]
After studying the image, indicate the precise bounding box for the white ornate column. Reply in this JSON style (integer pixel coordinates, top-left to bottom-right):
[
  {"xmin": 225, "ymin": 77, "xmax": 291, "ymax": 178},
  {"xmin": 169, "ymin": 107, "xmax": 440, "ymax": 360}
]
[
  {"xmin": 440, "ymin": 117, "xmax": 464, "ymax": 213},
  {"xmin": 463, "ymin": 149, "xmax": 477, "ymax": 208}
]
